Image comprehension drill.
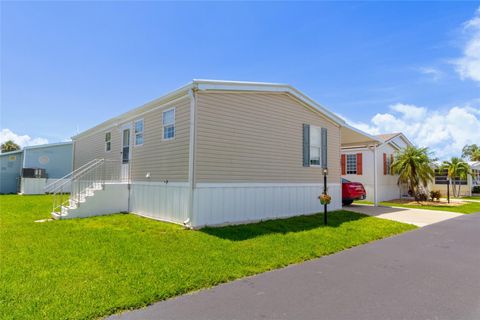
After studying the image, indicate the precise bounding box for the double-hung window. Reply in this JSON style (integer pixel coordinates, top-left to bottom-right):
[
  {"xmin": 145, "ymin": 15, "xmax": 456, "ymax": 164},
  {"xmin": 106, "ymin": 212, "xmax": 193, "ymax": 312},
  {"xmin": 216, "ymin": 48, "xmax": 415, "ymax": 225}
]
[
  {"xmin": 163, "ymin": 108, "xmax": 175, "ymax": 140},
  {"xmin": 134, "ymin": 119, "xmax": 144, "ymax": 146},
  {"xmin": 105, "ymin": 132, "xmax": 111, "ymax": 152},
  {"xmin": 346, "ymin": 154, "xmax": 357, "ymax": 174},
  {"xmin": 309, "ymin": 126, "xmax": 322, "ymax": 166}
]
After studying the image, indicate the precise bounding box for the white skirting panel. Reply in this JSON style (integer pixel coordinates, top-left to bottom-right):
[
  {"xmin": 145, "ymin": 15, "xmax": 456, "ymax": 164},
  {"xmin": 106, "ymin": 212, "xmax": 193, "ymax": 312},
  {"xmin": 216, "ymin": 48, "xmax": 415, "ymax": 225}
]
[
  {"xmin": 20, "ymin": 178, "xmax": 47, "ymax": 194},
  {"xmin": 192, "ymin": 183, "xmax": 342, "ymax": 228},
  {"xmin": 63, "ymin": 183, "xmax": 129, "ymax": 219},
  {"xmin": 129, "ymin": 182, "xmax": 189, "ymax": 225}
]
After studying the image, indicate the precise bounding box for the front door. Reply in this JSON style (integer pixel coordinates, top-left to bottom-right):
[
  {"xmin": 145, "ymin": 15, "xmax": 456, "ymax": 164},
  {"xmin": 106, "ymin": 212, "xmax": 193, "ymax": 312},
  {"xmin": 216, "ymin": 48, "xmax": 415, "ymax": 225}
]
[{"xmin": 121, "ymin": 127, "xmax": 131, "ymax": 181}]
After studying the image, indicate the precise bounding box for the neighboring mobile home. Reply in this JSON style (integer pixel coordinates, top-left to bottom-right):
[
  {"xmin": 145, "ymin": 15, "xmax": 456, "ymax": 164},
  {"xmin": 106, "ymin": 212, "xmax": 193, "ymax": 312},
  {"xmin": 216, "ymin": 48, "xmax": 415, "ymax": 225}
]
[
  {"xmin": 53, "ymin": 80, "xmax": 380, "ymax": 228},
  {"xmin": 0, "ymin": 142, "xmax": 73, "ymax": 194},
  {"xmin": 341, "ymin": 132, "xmax": 413, "ymax": 203},
  {"xmin": 0, "ymin": 150, "xmax": 23, "ymax": 194},
  {"xmin": 430, "ymin": 161, "xmax": 480, "ymax": 197}
]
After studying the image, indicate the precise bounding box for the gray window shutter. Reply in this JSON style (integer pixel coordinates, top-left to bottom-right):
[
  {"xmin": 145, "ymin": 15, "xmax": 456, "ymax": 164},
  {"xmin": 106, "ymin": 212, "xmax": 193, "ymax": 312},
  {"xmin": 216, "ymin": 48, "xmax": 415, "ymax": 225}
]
[
  {"xmin": 303, "ymin": 124, "xmax": 310, "ymax": 167},
  {"xmin": 321, "ymin": 127, "xmax": 328, "ymax": 168}
]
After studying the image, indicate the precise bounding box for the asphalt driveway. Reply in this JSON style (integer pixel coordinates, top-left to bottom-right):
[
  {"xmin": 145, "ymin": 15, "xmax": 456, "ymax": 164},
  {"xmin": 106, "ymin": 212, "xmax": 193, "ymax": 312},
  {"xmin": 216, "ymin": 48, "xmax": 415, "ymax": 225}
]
[{"xmin": 108, "ymin": 213, "xmax": 480, "ymax": 320}]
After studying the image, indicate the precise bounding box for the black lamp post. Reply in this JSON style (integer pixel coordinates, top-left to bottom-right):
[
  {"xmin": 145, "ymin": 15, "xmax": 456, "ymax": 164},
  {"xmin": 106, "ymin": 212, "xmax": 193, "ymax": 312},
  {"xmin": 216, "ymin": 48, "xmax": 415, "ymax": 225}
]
[
  {"xmin": 322, "ymin": 167, "xmax": 328, "ymax": 224},
  {"xmin": 447, "ymin": 178, "xmax": 450, "ymax": 204}
]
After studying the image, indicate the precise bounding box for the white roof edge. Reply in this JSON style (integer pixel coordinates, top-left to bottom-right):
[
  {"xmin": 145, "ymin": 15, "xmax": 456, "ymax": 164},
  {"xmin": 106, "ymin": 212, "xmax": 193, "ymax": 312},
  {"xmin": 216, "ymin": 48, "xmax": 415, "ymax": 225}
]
[
  {"xmin": 388, "ymin": 133, "xmax": 414, "ymax": 148},
  {"xmin": 72, "ymin": 79, "xmax": 378, "ymax": 141},
  {"xmin": 72, "ymin": 81, "xmax": 194, "ymax": 140},
  {"xmin": 0, "ymin": 149, "xmax": 23, "ymax": 156},
  {"xmin": 23, "ymin": 141, "xmax": 73, "ymax": 150},
  {"xmin": 194, "ymin": 79, "xmax": 347, "ymax": 126}
]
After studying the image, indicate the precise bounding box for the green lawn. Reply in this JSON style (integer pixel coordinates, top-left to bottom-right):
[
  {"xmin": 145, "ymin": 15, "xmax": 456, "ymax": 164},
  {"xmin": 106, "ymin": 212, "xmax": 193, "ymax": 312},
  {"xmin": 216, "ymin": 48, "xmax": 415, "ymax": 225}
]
[
  {"xmin": 355, "ymin": 199, "xmax": 480, "ymax": 214},
  {"xmin": 1, "ymin": 195, "xmax": 415, "ymax": 320},
  {"xmin": 462, "ymin": 196, "xmax": 480, "ymax": 200},
  {"xmin": 379, "ymin": 201, "xmax": 480, "ymax": 214}
]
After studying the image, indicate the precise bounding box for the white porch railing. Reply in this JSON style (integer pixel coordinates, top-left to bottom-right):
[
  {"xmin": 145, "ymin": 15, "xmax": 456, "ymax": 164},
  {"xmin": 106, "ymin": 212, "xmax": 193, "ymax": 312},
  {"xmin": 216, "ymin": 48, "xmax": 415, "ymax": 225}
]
[{"xmin": 45, "ymin": 159, "xmax": 128, "ymax": 215}]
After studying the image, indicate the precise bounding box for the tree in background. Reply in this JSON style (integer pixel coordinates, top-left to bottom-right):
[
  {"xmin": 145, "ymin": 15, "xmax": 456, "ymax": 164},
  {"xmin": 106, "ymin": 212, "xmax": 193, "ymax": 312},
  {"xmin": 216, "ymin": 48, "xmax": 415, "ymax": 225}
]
[
  {"xmin": 440, "ymin": 157, "xmax": 472, "ymax": 198},
  {"xmin": 462, "ymin": 144, "xmax": 479, "ymax": 161},
  {"xmin": 1, "ymin": 140, "xmax": 21, "ymax": 153},
  {"xmin": 391, "ymin": 146, "xmax": 435, "ymax": 202},
  {"xmin": 470, "ymin": 149, "xmax": 480, "ymax": 161}
]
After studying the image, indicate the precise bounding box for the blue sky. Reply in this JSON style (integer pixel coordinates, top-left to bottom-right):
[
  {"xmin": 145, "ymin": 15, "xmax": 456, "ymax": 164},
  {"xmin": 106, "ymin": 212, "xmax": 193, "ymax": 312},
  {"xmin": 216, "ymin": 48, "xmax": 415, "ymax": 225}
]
[{"xmin": 1, "ymin": 2, "xmax": 479, "ymax": 160}]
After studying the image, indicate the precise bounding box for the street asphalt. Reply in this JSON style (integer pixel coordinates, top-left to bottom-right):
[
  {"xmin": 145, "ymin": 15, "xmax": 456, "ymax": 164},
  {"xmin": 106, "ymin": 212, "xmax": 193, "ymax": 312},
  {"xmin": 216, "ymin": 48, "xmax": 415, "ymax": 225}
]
[{"xmin": 108, "ymin": 213, "xmax": 480, "ymax": 320}]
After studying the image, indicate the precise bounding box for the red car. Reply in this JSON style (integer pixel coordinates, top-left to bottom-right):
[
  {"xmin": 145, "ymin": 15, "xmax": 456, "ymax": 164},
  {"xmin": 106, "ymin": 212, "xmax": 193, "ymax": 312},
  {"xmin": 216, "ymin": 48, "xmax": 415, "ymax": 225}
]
[{"xmin": 342, "ymin": 178, "xmax": 366, "ymax": 205}]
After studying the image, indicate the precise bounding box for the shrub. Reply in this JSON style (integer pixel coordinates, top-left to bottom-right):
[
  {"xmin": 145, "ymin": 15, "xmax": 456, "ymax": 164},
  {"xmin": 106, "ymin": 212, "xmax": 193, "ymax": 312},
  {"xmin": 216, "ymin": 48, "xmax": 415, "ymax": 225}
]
[
  {"xmin": 430, "ymin": 190, "xmax": 441, "ymax": 201},
  {"xmin": 415, "ymin": 191, "xmax": 429, "ymax": 202},
  {"xmin": 472, "ymin": 186, "xmax": 480, "ymax": 194}
]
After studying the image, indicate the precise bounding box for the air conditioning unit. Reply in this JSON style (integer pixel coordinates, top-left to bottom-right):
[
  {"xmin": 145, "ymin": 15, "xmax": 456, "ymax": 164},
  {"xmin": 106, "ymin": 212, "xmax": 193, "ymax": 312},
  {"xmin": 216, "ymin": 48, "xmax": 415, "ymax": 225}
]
[{"xmin": 22, "ymin": 168, "xmax": 47, "ymax": 178}]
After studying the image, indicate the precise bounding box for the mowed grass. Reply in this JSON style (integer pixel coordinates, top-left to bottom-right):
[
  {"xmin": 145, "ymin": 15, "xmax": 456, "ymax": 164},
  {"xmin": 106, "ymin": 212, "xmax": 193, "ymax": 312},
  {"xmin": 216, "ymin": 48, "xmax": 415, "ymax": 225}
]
[
  {"xmin": 1, "ymin": 195, "xmax": 415, "ymax": 319},
  {"xmin": 355, "ymin": 199, "xmax": 480, "ymax": 214},
  {"xmin": 463, "ymin": 196, "xmax": 480, "ymax": 200},
  {"xmin": 380, "ymin": 201, "xmax": 480, "ymax": 214}
]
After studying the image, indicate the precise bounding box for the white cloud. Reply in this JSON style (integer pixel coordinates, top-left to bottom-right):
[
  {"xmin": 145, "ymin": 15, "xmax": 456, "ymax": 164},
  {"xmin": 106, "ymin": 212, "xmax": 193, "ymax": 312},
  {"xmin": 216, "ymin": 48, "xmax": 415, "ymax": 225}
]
[
  {"xmin": 454, "ymin": 7, "xmax": 480, "ymax": 83},
  {"xmin": 345, "ymin": 103, "xmax": 480, "ymax": 160},
  {"xmin": 0, "ymin": 129, "xmax": 48, "ymax": 149},
  {"xmin": 389, "ymin": 103, "xmax": 427, "ymax": 121},
  {"xmin": 418, "ymin": 67, "xmax": 444, "ymax": 81}
]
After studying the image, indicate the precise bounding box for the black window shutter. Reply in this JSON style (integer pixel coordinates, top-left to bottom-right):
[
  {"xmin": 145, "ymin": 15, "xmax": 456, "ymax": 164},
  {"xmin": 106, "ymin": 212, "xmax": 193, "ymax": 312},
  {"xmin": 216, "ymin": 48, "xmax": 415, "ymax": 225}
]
[
  {"xmin": 303, "ymin": 124, "xmax": 310, "ymax": 167},
  {"xmin": 321, "ymin": 127, "xmax": 328, "ymax": 168}
]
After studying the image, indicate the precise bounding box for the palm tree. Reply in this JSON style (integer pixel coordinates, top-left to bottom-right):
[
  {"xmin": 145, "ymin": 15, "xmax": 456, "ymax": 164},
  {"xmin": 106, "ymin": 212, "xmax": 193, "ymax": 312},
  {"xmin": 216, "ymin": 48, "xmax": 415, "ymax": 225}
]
[
  {"xmin": 440, "ymin": 157, "xmax": 472, "ymax": 198},
  {"xmin": 391, "ymin": 146, "xmax": 435, "ymax": 202},
  {"xmin": 1, "ymin": 140, "xmax": 21, "ymax": 153}
]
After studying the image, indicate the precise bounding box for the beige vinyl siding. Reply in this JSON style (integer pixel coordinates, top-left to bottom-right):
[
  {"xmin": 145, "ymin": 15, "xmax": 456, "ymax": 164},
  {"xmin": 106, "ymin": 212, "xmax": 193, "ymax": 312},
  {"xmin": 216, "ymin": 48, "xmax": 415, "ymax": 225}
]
[
  {"xmin": 194, "ymin": 91, "xmax": 341, "ymax": 183},
  {"xmin": 130, "ymin": 97, "xmax": 190, "ymax": 182},
  {"xmin": 73, "ymin": 96, "xmax": 190, "ymax": 182},
  {"xmin": 74, "ymin": 129, "xmax": 120, "ymax": 170}
]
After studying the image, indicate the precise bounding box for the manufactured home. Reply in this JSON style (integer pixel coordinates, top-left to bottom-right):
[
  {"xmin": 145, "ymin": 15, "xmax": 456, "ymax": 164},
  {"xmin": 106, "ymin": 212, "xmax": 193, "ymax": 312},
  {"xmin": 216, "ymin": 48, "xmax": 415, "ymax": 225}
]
[
  {"xmin": 0, "ymin": 142, "xmax": 73, "ymax": 194},
  {"xmin": 0, "ymin": 150, "xmax": 23, "ymax": 194},
  {"xmin": 51, "ymin": 80, "xmax": 380, "ymax": 228},
  {"xmin": 430, "ymin": 161, "xmax": 480, "ymax": 197},
  {"xmin": 341, "ymin": 132, "xmax": 413, "ymax": 203}
]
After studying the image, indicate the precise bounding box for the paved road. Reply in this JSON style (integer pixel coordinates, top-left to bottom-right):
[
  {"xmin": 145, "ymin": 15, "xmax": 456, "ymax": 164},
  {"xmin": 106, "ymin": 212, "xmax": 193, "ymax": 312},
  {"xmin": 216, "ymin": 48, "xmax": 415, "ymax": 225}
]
[
  {"xmin": 345, "ymin": 204, "xmax": 462, "ymax": 227},
  {"xmin": 108, "ymin": 213, "xmax": 480, "ymax": 320}
]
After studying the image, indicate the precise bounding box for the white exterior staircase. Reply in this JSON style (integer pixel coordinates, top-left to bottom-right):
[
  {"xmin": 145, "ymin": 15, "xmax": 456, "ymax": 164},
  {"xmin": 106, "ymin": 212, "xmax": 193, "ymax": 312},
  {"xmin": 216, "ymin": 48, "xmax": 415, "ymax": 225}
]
[{"xmin": 46, "ymin": 159, "xmax": 129, "ymax": 220}]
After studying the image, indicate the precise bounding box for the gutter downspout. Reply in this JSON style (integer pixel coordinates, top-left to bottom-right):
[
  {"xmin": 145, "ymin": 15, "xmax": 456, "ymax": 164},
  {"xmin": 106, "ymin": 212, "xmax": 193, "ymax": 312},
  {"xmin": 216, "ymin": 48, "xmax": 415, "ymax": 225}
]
[{"xmin": 186, "ymin": 86, "xmax": 197, "ymax": 228}]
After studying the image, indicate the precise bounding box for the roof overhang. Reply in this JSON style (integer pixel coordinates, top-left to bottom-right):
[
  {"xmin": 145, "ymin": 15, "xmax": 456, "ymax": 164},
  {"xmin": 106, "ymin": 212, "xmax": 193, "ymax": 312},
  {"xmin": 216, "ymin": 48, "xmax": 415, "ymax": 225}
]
[
  {"xmin": 0, "ymin": 149, "xmax": 23, "ymax": 156},
  {"xmin": 469, "ymin": 161, "xmax": 480, "ymax": 170},
  {"xmin": 23, "ymin": 141, "xmax": 72, "ymax": 151},
  {"xmin": 341, "ymin": 124, "xmax": 383, "ymax": 149}
]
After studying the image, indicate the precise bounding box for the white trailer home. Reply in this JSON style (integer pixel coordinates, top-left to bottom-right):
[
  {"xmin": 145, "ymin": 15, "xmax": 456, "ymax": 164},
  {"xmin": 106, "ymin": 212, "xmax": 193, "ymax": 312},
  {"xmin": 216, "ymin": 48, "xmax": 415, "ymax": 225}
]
[
  {"xmin": 50, "ymin": 80, "xmax": 379, "ymax": 228},
  {"xmin": 341, "ymin": 132, "xmax": 413, "ymax": 203}
]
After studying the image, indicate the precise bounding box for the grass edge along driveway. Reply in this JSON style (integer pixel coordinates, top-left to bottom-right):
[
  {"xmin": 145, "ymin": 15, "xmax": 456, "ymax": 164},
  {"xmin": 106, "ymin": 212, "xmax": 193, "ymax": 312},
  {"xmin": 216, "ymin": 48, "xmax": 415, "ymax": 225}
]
[
  {"xmin": 357, "ymin": 199, "xmax": 480, "ymax": 214},
  {"xmin": 1, "ymin": 195, "xmax": 416, "ymax": 320}
]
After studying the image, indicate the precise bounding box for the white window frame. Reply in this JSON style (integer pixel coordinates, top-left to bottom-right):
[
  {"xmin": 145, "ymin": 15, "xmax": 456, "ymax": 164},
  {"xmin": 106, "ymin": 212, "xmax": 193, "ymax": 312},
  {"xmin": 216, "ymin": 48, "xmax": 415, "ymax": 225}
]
[
  {"xmin": 309, "ymin": 125, "xmax": 322, "ymax": 167},
  {"xmin": 346, "ymin": 154, "xmax": 357, "ymax": 175},
  {"xmin": 162, "ymin": 107, "xmax": 176, "ymax": 141},
  {"xmin": 105, "ymin": 131, "xmax": 112, "ymax": 152},
  {"xmin": 134, "ymin": 118, "xmax": 144, "ymax": 147}
]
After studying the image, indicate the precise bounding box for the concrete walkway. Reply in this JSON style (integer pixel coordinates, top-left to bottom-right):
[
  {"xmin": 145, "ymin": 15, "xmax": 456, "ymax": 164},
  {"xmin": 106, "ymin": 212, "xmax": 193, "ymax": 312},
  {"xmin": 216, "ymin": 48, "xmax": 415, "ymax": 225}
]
[
  {"xmin": 345, "ymin": 204, "xmax": 462, "ymax": 227},
  {"xmin": 107, "ymin": 213, "xmax": 480, "ymax": 320}
]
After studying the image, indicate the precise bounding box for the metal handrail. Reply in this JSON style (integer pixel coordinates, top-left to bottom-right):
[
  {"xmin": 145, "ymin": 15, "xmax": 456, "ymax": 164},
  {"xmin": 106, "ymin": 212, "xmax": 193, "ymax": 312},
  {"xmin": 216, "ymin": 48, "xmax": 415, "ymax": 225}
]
[
  {"xmin": 45, "ymin": 158, "xmax": 103, "ymax": 193},
  {"xmin": 52, "ymin": 159, "xmax": 106, "ymax": 214},
  {"xmin": 51, "ymin": 158, "xmax": 126, "ymax": 216}
]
